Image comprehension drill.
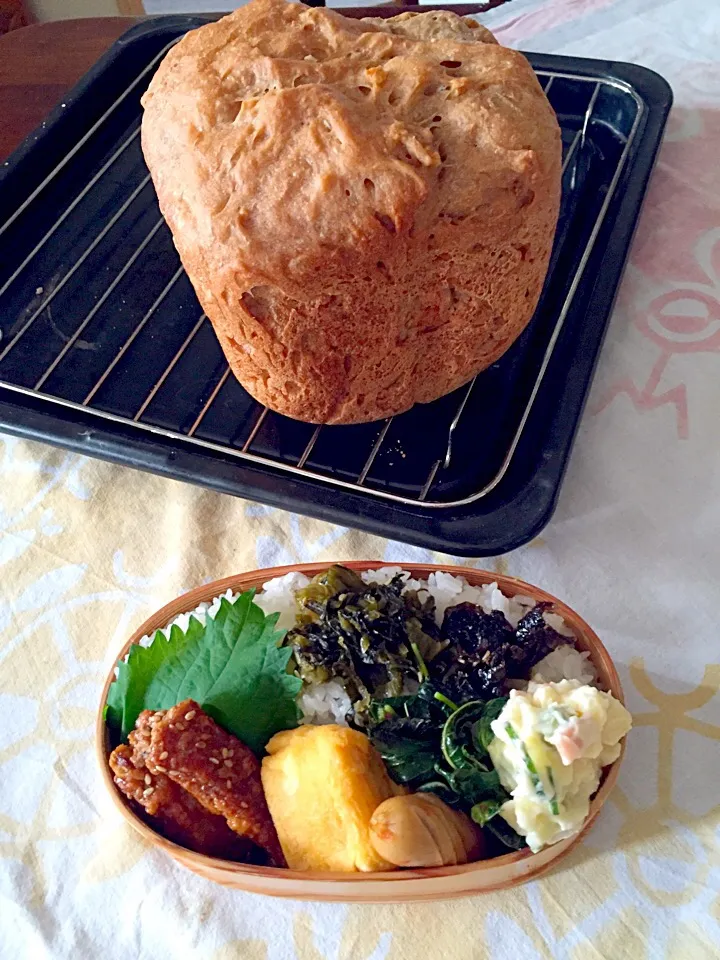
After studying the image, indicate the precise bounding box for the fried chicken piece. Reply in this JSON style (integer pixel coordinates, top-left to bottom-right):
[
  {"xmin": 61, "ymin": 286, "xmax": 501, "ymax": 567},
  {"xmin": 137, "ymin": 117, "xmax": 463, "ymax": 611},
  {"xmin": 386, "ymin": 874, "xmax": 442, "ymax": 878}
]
[
  {"xmin": 109, "ymin": 744, "xmax": 263, "ymax": 862},
  {"xmin": 127, "ymin": 709, "xmax": 159, "ymax": 764},
  {"xmin": 143, "ymin": 700, "xmax": 285, "ymax": 867}
]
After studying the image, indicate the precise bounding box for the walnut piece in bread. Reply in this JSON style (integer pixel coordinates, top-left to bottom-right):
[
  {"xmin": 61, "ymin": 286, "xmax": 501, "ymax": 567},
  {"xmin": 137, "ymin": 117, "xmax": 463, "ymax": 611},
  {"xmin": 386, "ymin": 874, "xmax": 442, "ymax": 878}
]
[{"xmin": 141, "ymin": 0, "xmax": 561, "ymax": 424}]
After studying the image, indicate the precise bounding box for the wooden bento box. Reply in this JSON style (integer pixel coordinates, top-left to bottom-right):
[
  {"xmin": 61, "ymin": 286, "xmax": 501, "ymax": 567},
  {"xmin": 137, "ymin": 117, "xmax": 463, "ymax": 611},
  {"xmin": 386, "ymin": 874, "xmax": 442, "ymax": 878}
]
[{"xmin": 96, "ymin": 562, "xmax": 625, "ymax": 902}]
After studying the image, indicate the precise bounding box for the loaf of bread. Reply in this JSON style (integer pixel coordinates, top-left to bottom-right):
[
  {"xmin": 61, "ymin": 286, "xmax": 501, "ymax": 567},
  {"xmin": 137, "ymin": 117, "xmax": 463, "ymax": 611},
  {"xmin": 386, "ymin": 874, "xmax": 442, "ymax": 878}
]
[{"xmin": 141, "ymin": 0, "xmax": 561, "ymax": 424}]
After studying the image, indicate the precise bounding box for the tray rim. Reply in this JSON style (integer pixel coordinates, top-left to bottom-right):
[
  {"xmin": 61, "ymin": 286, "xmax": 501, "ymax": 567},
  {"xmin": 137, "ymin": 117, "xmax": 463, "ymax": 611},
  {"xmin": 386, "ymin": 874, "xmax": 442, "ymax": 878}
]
[
  {"xmin": 0, "ymin": 65, "xmax": 647, "ymax": 511},
  {"xmin": 0, "ymin": 19, "xmax": 674, "ymax": 555}
]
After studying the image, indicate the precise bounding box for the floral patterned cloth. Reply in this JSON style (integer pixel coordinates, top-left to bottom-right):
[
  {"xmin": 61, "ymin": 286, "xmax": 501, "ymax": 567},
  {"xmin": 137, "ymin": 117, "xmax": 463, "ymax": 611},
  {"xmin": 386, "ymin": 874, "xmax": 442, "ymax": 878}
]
[{"xmin": 1, "ymin": 0, "xmax": 719, "ymax": 956}]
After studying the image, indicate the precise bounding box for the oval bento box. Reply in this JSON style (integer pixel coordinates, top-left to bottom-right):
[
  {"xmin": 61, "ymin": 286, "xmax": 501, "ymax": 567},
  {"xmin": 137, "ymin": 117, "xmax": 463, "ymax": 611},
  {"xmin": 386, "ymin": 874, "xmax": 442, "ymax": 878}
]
[{"xmin": 96, "ymin": 561, "xmax": 626, "ymax": 902}]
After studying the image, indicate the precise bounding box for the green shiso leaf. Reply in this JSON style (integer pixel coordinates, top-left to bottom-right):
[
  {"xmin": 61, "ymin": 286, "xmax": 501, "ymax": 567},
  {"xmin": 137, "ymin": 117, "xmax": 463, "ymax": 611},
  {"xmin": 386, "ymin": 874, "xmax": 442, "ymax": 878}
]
[{"xmin": 105, "ymin": 590, "xmax": 301, "ymax": 754}]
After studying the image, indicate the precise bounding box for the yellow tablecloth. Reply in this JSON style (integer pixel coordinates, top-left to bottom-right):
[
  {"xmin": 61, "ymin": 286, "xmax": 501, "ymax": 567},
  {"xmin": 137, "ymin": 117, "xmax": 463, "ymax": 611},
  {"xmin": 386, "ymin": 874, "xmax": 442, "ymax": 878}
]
[{"xmin": 1, "ymin": 0, "xmax": 719, "ymax": 956}]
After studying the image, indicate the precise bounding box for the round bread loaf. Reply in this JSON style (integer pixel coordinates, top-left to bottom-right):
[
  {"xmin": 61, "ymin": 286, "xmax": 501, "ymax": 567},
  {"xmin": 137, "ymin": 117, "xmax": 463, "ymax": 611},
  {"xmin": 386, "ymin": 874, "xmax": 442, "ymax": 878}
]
[{"xmin": 141, "ymin": 0, "xmax": 561, "ymax": 424}]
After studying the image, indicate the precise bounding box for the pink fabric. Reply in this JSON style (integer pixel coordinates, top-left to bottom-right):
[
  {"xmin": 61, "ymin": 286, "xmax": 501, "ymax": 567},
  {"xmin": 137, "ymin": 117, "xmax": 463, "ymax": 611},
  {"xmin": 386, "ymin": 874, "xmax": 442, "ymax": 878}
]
[
  {"xmin": 597, "ymin": 96, "xmax": 720, "ymax": 438},
  {"xmin": 486, "ymin": 0, "xmax": 720, "ymax": 441},
  {"xmin": 494, "ymin": 0, "xmax": 622, "ymax": 47}
]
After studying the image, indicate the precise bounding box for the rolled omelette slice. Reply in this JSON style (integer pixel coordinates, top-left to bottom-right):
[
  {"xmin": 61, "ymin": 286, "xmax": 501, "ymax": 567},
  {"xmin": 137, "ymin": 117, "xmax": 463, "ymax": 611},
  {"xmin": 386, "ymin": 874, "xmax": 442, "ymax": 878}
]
[{"xmin": 261, "ymin": 724, "xmax": 400, "ymax": 871}]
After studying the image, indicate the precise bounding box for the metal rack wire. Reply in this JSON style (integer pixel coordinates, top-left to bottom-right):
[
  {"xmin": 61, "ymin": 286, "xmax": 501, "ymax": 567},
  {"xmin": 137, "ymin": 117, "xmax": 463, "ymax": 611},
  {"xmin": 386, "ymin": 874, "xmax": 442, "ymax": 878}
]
[{"xmin": 0, "ymin": 59, "xmax": 643, "ymax": 509}]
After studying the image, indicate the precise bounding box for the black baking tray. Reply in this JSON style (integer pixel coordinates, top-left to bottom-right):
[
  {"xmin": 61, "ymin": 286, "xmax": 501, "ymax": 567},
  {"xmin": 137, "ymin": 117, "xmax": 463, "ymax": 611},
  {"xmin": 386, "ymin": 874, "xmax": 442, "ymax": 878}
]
[{"xmin": 0, "ymin": 15, "xmax": 672, "ymax": 556}]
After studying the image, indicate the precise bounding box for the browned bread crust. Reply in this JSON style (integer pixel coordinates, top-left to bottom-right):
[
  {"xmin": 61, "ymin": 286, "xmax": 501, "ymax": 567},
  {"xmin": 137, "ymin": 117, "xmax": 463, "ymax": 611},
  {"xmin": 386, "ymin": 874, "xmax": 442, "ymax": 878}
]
[{"xmin": 141, "ymin": 0, "xmax": 561, "ymax": 424}]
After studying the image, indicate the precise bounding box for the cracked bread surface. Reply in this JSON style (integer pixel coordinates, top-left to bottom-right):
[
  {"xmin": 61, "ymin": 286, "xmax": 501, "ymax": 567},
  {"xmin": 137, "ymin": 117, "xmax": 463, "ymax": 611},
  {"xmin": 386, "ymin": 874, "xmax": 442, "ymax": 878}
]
[{"xmin": 141, "ymin": 0, "xmax": 561, "ymax": 424}]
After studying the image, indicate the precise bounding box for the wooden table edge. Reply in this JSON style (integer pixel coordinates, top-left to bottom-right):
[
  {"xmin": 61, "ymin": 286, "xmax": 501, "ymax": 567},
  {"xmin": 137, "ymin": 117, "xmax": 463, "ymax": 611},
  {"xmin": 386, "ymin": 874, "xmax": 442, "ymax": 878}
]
[{"xmin": 0, "ymin": 17, "xmax": 136, "ymax": 162}]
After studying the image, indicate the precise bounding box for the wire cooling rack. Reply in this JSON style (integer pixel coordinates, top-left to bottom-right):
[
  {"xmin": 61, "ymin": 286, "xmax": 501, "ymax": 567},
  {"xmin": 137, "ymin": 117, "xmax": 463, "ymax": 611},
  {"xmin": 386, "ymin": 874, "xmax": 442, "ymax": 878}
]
[{"xmin": 0, "ymin": 18, "xmax": 671, "ymax": 553}]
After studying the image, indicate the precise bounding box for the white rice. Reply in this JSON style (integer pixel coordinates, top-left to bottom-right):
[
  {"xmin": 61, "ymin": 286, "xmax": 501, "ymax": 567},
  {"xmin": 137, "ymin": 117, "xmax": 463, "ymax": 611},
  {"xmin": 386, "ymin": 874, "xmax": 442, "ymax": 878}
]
[
  {"xmin": 137, "ymin": 587, "xmax": 239, "ymax": 648},
  {"xmin": 254, "ymin": 571, "xmax": 310, "ymax": 630},
  {"xmin": 543, "ymin": 611, "xmax": 576, "ymax": 638},
  {"xmin": 135, "ymin": 571, "xmax": 311, "ymax": 651},
  {"xmin": 131, "ymin": 567, "xmax": 591, "ymax": 726},
  {"xmin": 297, "ymin": 680, "xmax": 352, "ymax": 726},
  {"xmin": 530, "ymin": 645, "xmax": 596, "ymax": 685}
]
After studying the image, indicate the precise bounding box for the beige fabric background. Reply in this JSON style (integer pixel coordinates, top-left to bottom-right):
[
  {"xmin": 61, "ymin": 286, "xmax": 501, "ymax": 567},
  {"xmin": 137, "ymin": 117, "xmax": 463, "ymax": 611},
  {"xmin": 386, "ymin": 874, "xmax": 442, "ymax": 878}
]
[{"xmin": 1, "ymin": 0, "xmax": 719, "ymax": 957}]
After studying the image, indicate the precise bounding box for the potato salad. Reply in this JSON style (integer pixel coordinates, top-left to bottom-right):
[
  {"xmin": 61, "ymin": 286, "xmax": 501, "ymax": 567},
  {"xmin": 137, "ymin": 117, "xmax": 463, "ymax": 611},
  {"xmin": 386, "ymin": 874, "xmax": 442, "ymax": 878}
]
[{"xmin": 488, "ymin": 681, "xmax": 632, "ymax": 853}]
